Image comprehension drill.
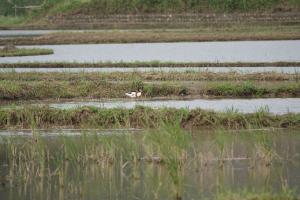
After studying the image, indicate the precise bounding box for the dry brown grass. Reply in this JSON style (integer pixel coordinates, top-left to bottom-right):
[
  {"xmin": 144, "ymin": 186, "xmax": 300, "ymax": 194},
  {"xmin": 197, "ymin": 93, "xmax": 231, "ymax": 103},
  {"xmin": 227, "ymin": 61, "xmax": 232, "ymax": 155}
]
[{"xmin": 1, "ymin": 25, "xmax": 300, "ymax": 45}]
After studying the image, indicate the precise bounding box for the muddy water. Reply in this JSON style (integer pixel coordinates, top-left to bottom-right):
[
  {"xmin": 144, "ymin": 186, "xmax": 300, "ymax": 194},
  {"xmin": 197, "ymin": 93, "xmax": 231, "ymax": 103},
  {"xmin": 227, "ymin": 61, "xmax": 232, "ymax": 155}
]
[
  {"xmin": 42, "ymin": 98, "xmax": 300, "ymax": 114},
  {"xmin": 0, "ymin": 41, "xmax": 300, "ymax": 63},
  {"xmin": 1, "ymin": 66, "xmax": 299, "ymax": 74},
  {"xmin": 0, "ymin": 130, "xmax": 299, "ymax": 200}
]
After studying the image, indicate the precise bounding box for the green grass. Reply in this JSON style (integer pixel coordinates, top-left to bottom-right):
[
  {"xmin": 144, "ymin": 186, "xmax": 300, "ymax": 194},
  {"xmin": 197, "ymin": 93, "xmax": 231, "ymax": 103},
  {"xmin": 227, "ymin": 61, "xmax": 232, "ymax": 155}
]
[
  {"xmin": 81, "ymin": 0, "xmax": 300, "ymax": 14},
  {"xmin": 216, "ymin": 189, "xmax": 297, "ymax": 200},
  {"xmin": 0, "ymin": 80, "xmax": 185, "ymax": 100},
  {"xmin": 0, "ymin": 0, "xmax": 299, "ymax": 29},
  {"xmin": 0, "ymin": 16, "xmax": 26, "ymax": 26},
  {"xmin": 0, "ymin": 106, "xmax": 299, "ymax": 129},
  {"xmin": 208, "ymin": 82, "xmax": 268, "ymax": 96},
  {"xmin": 0, "ymin": 47, "xmax": 53, "ymax": 57},
  {"xmin": 144, "ymin": 123, "xmax": 191, "ymax": 198},
  {"xmin": 207, "ymin": 82, "xmax": 300, "ymax": 97},
  {"xmin": 0, "ymin": 71, "xmax": 297, "ymax": 82}
]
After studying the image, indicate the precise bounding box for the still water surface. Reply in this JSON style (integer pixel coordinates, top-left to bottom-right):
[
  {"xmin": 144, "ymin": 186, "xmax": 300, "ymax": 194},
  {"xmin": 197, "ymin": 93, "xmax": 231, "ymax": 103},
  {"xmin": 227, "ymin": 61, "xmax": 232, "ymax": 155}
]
[
  {"xmin": 44, "ymin": 98, "xmax": 300, "ymax": 114},
  {"xmin": 1, "ymin": 41, "xmax": 299, "ymax": 63},
  {"xmin": 0, "ymin": 30, "xmax": 60, "ymax": 37}
]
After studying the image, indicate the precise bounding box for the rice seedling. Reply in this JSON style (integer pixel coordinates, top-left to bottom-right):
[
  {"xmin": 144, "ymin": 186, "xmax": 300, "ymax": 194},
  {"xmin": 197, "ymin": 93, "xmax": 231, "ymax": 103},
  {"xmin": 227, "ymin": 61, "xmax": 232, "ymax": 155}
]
[
  {"xmin": 144, "ymin": 123, "xmax": 191, "ymax": 199},
  {"xmin": 0, "ymin": 127, "xmax": 299, "ymax": 199},
  {"xmin": 253, "ymin": 133, "xmax": 281, "ymax": 166},
  {"xmin": 214, "ymin": 130, "xmax": 233, "ymax": 167}
]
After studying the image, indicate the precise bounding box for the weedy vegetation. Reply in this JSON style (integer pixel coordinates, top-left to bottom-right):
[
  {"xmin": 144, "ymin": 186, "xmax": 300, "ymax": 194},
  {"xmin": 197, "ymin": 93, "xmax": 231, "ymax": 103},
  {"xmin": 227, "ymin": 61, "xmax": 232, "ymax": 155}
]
[
  {"xmin": 0, "ymin": 79, "xmax": 299, "ymax": 100},
  {"xmin": 0, "ymin": 106, "xmax": 299, "ymax": 129},
  {"xmin": 0, "ymin": 45, "xmax": 53, "ymax": 57}
]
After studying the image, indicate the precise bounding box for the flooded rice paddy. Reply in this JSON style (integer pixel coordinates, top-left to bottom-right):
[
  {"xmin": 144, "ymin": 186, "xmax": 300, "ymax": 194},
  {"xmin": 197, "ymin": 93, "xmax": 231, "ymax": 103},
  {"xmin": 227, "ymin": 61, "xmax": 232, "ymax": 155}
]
[
  {"xmin": 1, "ymin": 66, "xmax": 299, "ymax": 74},
  {"xmin": 0, "ymin": 129, "xmax": 299, "ymax": 199},
  {"xmin": 1, "ymin": 41, "xmax": 300, "ymax": 63},
  {"xmin": 33, "ymin": 98, "xmax": 300, "ymax": 114},
  {"xmin": 1, "ymin": 32, "xmax": 299, "ymax": 200}
]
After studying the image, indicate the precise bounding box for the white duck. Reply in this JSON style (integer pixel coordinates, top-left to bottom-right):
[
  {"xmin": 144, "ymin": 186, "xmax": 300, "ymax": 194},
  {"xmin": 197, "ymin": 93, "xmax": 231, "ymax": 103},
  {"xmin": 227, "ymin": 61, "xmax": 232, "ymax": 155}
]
[{"xmin": 125, "ymin": 90, "xmax": 142, "ymax": 98}]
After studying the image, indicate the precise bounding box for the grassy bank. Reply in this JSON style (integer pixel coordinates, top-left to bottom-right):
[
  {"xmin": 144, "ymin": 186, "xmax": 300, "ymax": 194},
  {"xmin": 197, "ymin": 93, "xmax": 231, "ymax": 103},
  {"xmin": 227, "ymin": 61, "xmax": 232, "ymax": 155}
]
[
  {"xmin": 0, "ymin": 71, "xmax": 298, "ymax": 82},
  {"xmin": 1, "ymin": 0, "xmax": 299, "ymax": 29},
  {"xmin": 0, "ymin": 46, "xmax": 53, "ymax": 57},
  {"xmin": 1, "ymin": 106, "xmax": 299, "ymax": 129},
  {"xmin": 1, "ymin": 61, "xmax": 299, "ymax": 68},
  {"xmin": 0, "ymin": 80, "xmax": 299, "ymax": 100},
  {"xmin": 1, "ymin": 0, "xmax": 299, "ymax": 17},
  {"xmin": 1, "ymin": 25, "xmax": 300, "ymax": 44},
  {"xmin": 70, "ymin": 0, "xmax": 300, "ymax": 14}
]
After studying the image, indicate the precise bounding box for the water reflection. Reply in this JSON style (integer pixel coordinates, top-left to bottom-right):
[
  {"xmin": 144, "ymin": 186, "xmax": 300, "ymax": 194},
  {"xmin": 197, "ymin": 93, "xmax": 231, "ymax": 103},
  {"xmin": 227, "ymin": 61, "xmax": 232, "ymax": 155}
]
[{"xmin": 0, "ymin": 129, "xmax": 299, "ymax": 199}]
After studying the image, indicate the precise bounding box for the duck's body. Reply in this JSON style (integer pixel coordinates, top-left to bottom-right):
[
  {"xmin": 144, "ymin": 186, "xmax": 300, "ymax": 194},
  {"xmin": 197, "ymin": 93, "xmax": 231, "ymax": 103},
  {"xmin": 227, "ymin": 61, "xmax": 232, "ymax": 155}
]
[{"xmin": 125, "ymin": 91, "xmax": 142, "ymax": 98}]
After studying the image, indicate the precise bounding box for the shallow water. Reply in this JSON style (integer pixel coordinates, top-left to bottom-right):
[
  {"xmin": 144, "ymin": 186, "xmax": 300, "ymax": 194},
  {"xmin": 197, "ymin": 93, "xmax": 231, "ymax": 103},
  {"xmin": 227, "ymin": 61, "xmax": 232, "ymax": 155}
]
[
  {"xmin": 0, "ymin": 129, "xmax": 299, "ymax": 200},
  {"xmin": 0, "ymin": 30, "xmax": 119, "ymax": 37},
  {"xmin": 0, "ymin": 129, "xmax": 141, "ymax": 137},
  {"xmin": 0, "ymin": 29, "xmax": 185, "ymax": 37},
  {"xmin": 0, "ymin": 30, "xmax": 61, "ymax": 37},
  {"xmin": 1, "ymin": 66, "xmax": 299, "ymax": 74},
  {"xmin": 1, "ymin": 41, "xmax": 300, "ymax": 63},
  {"xmin": 42, "ymin": 98, "xmax": 300, "ymax": 114}
]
